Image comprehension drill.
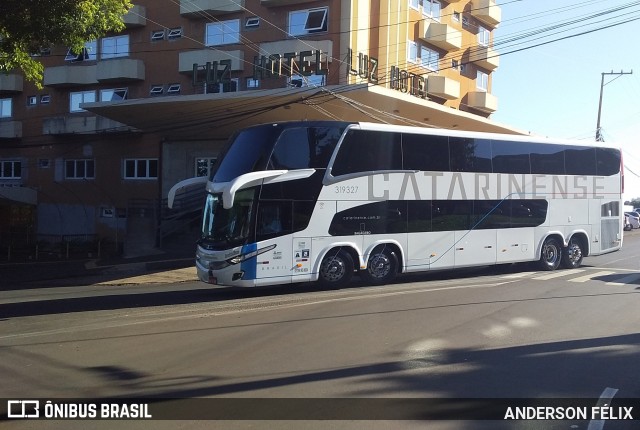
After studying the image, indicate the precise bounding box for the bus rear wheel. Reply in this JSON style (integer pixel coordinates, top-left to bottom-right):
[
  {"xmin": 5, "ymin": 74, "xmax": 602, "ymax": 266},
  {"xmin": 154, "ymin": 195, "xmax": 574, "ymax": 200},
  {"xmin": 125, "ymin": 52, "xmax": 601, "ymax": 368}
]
[
  {"xmin": 362, "ymin": 246, "xmax": 398, "ymax": 285},
  {"xmin": 318, "ymin": 249, "xmax": 354, "ymax": 288},
  {"xmin": 538, "ymin": 237, "xmax": 562, "ymax": 271},
  {"xmin": 562, "ymin": 237, "xmax": 584, "ymax": 269}
]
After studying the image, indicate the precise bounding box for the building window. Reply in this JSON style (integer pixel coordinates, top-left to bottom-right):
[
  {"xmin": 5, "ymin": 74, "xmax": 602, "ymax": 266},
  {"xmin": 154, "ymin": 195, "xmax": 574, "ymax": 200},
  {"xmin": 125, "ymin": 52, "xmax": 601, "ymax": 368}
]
[
  {"xmin": 288, "ymin": 73, "xmax": 326, "ymax": 88},
  {"xmin": 245, "ymin": 17, "xmax": 260, "ymax": 28},
  {"xmin": 289, "ymin": 7, "xmax": 328, "ymax": 36},
  {"xmin": 101, "ymin": 35, "xmax": 129, "ymax": 59},
  {"xmin": 167, "ymin": 27, "xmax": 183, "ymax": 39},
  {"xmin": 167, "ymin": 84, "xmax": 181, "ymax": 95},
  {"xmin": 409, "ymin": 0, "xmax": 419, "ymax": 11},
  {"xmin": 407, "ymin": 40, "xmax": 418, "ymax": 63},
  {"xmin": 462, "ymin": 15, "xmax": 470, "ymax": 27},
  {"xmin": 40, "ymin": 94, "xmax": 51, "ymax": 104},
  {"xmin": 423, "ymin": 0, "xmax": 441, "ymax": 21},
  {"xmin": 70, "ymin": 90, "xmax": 96, "ymax": 112},
  {"xmin": 65, "ymin": 40, "xmax": 97, "ymax": 62},
  {"xmin": 100, "ymin": 88, "xmax": 128, "ymax": 102},
  {"xmin": 453, "ymin": 12, "xmax": 460, "ymax": 22},
  {"xmin": 150, "ymin": 85, "xmax": 164, "ymax": 96},
  {"xmin": 451, "ymin": 59, "xmax": 459, "ymax": 70},
  {"xmin": 247, "ymin": 78, "xmax": 260, "ymax": 89},
  {"xmin": 477, "ymin": 71, "xmax": 489, "ymax": 91},
  {"xmin": 0, "ymin": 98, "xmax": 12, "ymax": 118},
  {"xmin": 65, "ymin": 159, "xmax": 95, "ymax": 179},
  {"xmin": 151, "ymin": 30, "xmax": 165, "ymax": 41},
  {"xmin": 27, "ymin": 96, "xmax": 38, "ymax": 106},
  {"xmin": 0, "ymin": 160, "xmax": 21, "ymax": 179},
  {"xmin": 478, "ymin": 26, "xmax": 490, "ymax": 46},
  {"xmin": 124, "ymin": 159, "xmax": 158, "ymax": 179},
  {"xmin": 195, "ymin": 157, "xmax": 217, "ymax": 177},
  {"xmin": 205, "ymin": 19, "xmax": 240, "ymax": 46},
  {"xmin": 207, "ymin": 79, "xmax": 238, "ymax": 94},
  {"xmin": 421, "ymin": 46, "xmax": 439, "ymax": 71}
]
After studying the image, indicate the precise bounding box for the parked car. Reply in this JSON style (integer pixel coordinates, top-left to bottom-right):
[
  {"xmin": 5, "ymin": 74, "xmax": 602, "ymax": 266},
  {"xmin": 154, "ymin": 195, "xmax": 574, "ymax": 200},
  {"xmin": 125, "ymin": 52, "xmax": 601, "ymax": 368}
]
[
  {"xmin": 625, "ymin": 212, "xmax": 640, "ymax": 229},
  {"xmin": 624, "ymin": 214, "xmax": 633, "ymax": 231}
]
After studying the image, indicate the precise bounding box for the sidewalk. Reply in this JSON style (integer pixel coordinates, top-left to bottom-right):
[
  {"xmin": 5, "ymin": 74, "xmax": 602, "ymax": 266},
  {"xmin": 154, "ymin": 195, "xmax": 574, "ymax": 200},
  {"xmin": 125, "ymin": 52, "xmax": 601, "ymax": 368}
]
[{"xmin": 1, "ymin": 251, "xmax": 198, "ymax": 288}]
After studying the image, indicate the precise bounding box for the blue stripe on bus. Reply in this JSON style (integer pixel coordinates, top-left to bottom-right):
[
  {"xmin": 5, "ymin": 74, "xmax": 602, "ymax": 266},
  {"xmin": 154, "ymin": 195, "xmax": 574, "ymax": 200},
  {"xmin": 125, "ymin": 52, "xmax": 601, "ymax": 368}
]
[{"xmin": 241, "ymin": 243, "xmax": 258, "ymax": 280}]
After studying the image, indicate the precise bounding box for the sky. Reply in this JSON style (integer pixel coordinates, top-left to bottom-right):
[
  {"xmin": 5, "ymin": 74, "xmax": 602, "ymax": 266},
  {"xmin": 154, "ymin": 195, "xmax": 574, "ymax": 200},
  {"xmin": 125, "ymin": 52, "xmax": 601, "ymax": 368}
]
[{"xmin": 489, "ymin": 0, "xmax": 640, "ymax": 201}]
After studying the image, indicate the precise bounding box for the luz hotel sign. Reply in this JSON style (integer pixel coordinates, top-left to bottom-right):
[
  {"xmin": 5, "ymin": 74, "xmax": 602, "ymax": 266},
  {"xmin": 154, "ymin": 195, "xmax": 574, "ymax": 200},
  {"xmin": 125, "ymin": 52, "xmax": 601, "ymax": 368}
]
[{"xmin": 192, "ymin": 49, "xmax": 430, "ymax": 100}]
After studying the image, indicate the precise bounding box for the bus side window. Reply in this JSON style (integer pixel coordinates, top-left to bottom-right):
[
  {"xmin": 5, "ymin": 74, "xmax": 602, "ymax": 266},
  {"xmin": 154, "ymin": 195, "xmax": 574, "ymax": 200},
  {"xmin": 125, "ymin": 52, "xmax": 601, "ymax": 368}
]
[{"xmin": 331, "ymin": 130, "xmax": 401, "ymax": 176}]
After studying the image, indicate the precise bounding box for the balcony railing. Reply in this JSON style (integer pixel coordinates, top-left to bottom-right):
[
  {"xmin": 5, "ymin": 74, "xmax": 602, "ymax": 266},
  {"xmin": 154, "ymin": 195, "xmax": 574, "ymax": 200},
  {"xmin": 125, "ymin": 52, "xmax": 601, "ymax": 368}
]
[
  {"xmin": 471, "ymin": 0, "xmax": 501, "ymax": 27},
  {"xmin": 97, "ymin": 58, "xmax": 145, "ymax": 82},
  {"xmin": 43, "ymin": 65, "xmax": 98, "ymax": 87},
  {"xmin": 468, "ymin": 91, "xmax": 498, "ymax": 113},
  {"xmin": 470, "ymin": 46, "xmax": 499, "ymax": 71},
  {"xmin": 180, "ymin": 0, "xmax": 244, "ymax": 17},
  {"xmin": 0, "ymin": 74, "xmax": 23, "ymax": 93},
  {"xmin": 419, "ymin": 21, "xmax": 462, "ymax": 52},
  {"xmin": 0, "ymin": 121, "xmax": 22, "ymax": 139},
  {"xmin": 123, "ymin": 4, "xmax": 146, "ymax": 27},
  {"xmin": 43, "ymin": 116, "xmax": 136, "ymax": 135},
  {"xmin": 427, "ymin": 75, "xmax": 460, "ymax": 100}
]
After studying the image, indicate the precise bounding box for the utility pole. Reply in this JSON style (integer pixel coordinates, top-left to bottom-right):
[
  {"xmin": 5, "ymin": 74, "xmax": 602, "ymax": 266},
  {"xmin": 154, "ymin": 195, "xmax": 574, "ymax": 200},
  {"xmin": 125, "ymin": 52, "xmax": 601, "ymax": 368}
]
[{"xmin": 596, "ymin": 70, "xmax": 633, "ymax": 141}]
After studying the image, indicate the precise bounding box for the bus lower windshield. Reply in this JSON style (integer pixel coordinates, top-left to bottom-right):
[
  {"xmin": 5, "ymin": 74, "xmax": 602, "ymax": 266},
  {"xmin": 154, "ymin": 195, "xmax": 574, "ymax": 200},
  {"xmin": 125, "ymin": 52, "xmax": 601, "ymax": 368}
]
[{"xmin": 201, "ymin": 189, "xmax": 256, "ymax": 248}]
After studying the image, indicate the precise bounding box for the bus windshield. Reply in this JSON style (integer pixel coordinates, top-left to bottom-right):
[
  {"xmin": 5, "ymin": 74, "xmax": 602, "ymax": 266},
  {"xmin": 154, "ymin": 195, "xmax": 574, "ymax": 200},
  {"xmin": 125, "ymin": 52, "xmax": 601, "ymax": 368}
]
[{"xmin": 201, "ymin": 189, "xmax": 256, "ymax": 248}]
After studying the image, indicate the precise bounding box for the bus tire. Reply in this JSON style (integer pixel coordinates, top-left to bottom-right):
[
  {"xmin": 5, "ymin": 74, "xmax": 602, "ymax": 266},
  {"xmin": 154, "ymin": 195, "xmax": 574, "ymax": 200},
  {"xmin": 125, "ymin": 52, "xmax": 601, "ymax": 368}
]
[
  {"xmin": 538, "ymin": 237, "xmax": 562, "ymax": 271},
  {"xmin": 318, "ymin": 249, "xmax": 354, "ymax": 288},
  {"xmin": 562, "ymin": 237, "xmax": 584, "ymax": 269},
  {"xmin": 362, "ymin": 246, "xmax": 398, "ymax": 285}
]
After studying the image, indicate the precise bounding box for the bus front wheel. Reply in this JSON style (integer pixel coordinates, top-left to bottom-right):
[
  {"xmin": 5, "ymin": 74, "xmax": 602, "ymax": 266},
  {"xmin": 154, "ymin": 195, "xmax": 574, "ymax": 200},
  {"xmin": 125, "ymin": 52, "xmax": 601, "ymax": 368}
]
[
  {"xmin": 362, "ymin": 246, "xmax": 398, "ymax": 285},
  {"xmin": 562, "ymin": 237, "xmax": 584, "ymax": 269},
  {"xmin": 539, "ymin": 237, "xmax": 562, "ymax": 271},
  {"xmin": 318, "ymin": 249, "xmax": 354, "ymax": 288}
]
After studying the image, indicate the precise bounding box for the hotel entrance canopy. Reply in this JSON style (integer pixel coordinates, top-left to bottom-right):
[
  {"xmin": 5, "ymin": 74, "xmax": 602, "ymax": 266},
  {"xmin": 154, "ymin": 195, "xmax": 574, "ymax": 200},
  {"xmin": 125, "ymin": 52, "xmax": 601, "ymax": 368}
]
[{"xmin": 84, "ymin": 84, "xmax": 525, "ymax": 139}]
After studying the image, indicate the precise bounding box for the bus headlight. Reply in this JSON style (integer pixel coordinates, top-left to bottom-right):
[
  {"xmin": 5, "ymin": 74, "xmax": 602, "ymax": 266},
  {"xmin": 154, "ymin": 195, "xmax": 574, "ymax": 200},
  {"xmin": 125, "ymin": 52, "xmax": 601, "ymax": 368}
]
[{"xmin": 227, "ymin": 244, "xmax": 277, "ymax": 265}]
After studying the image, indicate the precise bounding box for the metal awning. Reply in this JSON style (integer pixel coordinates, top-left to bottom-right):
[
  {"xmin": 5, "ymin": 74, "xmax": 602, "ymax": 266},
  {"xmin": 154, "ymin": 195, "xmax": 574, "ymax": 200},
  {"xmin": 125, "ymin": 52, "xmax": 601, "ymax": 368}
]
[{"xmin": 83, "ymin": 84, "xmax": 526, "ymax": 140}]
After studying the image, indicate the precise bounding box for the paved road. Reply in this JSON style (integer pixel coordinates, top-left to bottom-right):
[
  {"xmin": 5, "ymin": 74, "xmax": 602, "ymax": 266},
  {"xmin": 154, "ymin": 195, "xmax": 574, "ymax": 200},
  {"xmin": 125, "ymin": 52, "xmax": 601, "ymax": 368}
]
[{"xmin": 1, "ymin": 231, "xmax": 639, "ymax": 430}]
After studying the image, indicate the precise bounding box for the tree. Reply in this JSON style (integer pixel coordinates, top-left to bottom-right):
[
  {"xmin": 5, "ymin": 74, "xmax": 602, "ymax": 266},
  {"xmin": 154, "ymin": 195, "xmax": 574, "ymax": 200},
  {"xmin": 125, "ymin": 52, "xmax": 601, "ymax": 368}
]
[{"xmin": 0, "ymin": 0, "xmax": 132, "ymax": 88}]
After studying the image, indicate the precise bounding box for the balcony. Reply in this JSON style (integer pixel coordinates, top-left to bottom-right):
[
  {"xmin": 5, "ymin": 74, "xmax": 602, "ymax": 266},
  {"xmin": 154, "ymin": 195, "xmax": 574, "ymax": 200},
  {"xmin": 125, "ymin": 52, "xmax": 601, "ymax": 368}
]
[
  {"xmin": 427, "ymin": 75, "xmax": 460, "ymax": 100},
  {"xmin": 97, "ymin": 58, "xmax": 145, "ymax": 82},
  {"xmin": 123, "ymin": 4, "xmax": 146, "ymax": 27},
  {"xmin": 0, "ymin": 121, "xmax": 22, "ymax": 139},
  {"xmin": 43, "ymin": 116, "xmax": 135, "ymax": 135},
  {"xmin": 0, "ymin": 185, "xmax": 36, "ymax": 205},
  {"xmin": 260, "ymin": 0, "xmax": 317, "ymax": 6},
  {"xmin": 468, "ymin": 91, "xmax": 498, "ymax": 113},
  {"xmin": 180, "ymin": 0, "xmax": 244, "ymax": 17},
  {"xmin": 43, "ymin": 65, "xmax": 97, "ymax": 87},
  {"xmin": 471, "ymin": 0, "xmax": 501, "ymax": 27},
  {"xmin": 419, "ymin": 21, "xmax": 462, "ymax": 52},
  {"xmin": 179, "ymin": 49, "xmax": 244, "ymax": 73},
  {"xmin": 471, "ymin": 46, "xmax": 499, "ymax": 71},
  {"xmin": 0, "ymin": 74, "xmax": 23, "ymax": 93}
]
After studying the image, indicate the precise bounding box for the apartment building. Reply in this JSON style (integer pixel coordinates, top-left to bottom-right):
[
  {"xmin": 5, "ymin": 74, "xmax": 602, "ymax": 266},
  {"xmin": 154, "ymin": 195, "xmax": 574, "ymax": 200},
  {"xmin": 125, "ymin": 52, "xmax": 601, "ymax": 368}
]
[{"xmin": 0, "ymin": 0, "xmax": 514, "ymax": 257}]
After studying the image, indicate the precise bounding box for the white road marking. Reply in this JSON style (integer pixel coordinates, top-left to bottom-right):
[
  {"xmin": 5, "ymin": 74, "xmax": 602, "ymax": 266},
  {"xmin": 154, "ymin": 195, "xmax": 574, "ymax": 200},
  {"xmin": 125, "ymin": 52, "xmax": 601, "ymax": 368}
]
[
  {"xmin": 587, "ymin": 387, "xmax": 618, "ymax": 430},
  {"xmin": 501, "ymin": 271, "xmax": 539, "ymax": 279},
  {"xmin": 533, "ymin": 269, "xmax": 585, "ymax": 280},
  {"xmin": 568, "ymin": 271, "xmax": 615, "ymax": 283}
]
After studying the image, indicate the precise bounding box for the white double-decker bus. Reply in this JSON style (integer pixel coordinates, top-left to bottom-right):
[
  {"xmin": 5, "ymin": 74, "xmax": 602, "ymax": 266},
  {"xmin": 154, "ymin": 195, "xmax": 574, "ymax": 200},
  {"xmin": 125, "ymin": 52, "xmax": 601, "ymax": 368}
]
[{"xmin": 169, "ymin": 121, "xmax": 623, "ymax": 288}]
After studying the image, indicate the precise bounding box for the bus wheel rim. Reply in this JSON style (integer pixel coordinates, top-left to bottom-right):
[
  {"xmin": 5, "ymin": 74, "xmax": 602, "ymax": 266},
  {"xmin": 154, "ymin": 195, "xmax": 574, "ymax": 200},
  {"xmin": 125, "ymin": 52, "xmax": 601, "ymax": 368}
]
[{"xmin": 368, "ymin": 253, "xmax": 391, "ymax": 279}]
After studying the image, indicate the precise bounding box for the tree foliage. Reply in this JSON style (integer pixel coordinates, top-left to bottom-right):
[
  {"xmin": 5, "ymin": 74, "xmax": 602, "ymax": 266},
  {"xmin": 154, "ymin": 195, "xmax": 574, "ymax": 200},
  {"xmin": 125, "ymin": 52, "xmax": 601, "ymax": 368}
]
[{"xmin": 0, "ymin": 0, "xmax": 132, "ymax": 88}]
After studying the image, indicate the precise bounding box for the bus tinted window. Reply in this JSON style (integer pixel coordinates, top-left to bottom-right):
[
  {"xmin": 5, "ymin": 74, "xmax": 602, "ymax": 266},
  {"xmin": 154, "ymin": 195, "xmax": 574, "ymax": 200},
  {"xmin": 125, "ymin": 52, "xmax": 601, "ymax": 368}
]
[
  {"xmin": 565, "ymin": 146, "xmax": 596, "ymax": 175},
  {"xmin": 492, "ymin": 140, "xmax": 531, "ymax": 174},
  {"xmin": 212, "ymin": 125, "xmax": 278, "ymax": 182},
  {"xmin": 450, "ymin": 137, "xmax": 492, "ymax": 173},
  {"xmin": 329, "ymin": 201, "xmax": 407, "ymax": 235},
  {"xmin": 269, "ymin": 126, "xmax": 345, "ymax": 169},
  {"xmin": 432, "ymin": 200, "xmax": 473, "ymax": 231},
  {"xmin": 530, "ymin": 144, "xmax": 566, "ymax": 175},
  {"xmin": 332, "ymin": 130, "xmax": 402, "ymax": 176},
  {"xmin": 402, "ymin": 134, "xmax": 449, "ymax": 171},
  {"xmin": 407, "ymin": 201, "xmax": 433, "ymax": 232},
  {"xmin": 596, "ymin": 147, "xmax": 621, "ymax": 176}
]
